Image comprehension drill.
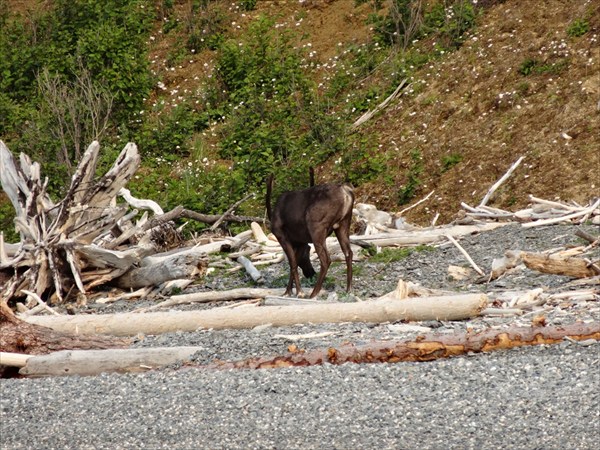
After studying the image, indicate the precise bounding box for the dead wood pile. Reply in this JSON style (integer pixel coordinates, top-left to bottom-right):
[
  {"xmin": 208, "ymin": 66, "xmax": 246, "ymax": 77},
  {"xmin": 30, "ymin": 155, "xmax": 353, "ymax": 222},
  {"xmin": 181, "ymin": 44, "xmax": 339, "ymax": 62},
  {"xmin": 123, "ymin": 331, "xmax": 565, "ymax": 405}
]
[{"xmin": 0, "ymin": 140, "xmax": 264, "ymax": 307}]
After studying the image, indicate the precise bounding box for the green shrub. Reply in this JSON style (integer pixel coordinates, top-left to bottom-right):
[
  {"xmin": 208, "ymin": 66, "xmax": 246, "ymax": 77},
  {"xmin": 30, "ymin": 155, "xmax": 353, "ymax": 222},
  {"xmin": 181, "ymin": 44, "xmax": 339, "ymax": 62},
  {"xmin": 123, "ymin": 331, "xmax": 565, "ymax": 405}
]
[
  {"xmin": 518, "ymin": 57, "xmax": 569, "ymax": 76},
  {"xmin": 133, "ymin": 104, "xmax": 208, "ymax": 162},
  {"xmin": 185, "ymin": 0, "xmax": 229, "ymax": 51},
  {"xmin": 0, "ymin": 200, "xmax": 19, "ymax": 243},
  {"xmin": 397, "ymin": 149, "xmax": 423, "ymax": 204},
  {"xmin": 209, "ymin": 15, "xmax": 346, "ymax": 196},
  {"xmin": 441, "ymin": 153, "xmax": 463, "ymax": 172},
  {"xmin": 339, "ymin": 138, "xmax": 388, "ymax": 186},
  {"xmin": 567, "ymin": 18, "xmax": 589, "ymax": 37}
]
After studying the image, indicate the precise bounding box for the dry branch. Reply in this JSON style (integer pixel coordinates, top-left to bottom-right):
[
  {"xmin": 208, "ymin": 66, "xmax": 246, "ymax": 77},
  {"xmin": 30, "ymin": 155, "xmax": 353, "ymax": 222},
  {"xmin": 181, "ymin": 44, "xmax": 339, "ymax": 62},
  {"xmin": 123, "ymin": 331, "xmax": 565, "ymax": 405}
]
[
  {"xmin": 479, "ymin": 156, "xmax": 524, "ymax": 207},
  {"xmin": 138, "ymin": 287, "xmax": 286, "ymax": 312},
  {"xmin": 445, "ymin": 234, "xmax": 485, "ymax": 276},
  {"xmin": 351, "ymin": 79, "xmax": 408, "ymax": 130}
]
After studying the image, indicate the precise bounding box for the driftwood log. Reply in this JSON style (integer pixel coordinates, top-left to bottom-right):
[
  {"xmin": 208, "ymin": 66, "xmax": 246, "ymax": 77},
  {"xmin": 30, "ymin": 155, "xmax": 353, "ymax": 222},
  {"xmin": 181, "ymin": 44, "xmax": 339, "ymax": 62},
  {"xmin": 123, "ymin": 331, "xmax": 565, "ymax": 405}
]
[
  {"xmin": 15, "ymin": 347, "xmax": 203, "ymax": 377},
  {"xmin": 210, "ymin": 322, "xmax": 600, "ymax": 370},
  {"xmin": 23, "ymin": 293, "xmax": 488, "ymax": 336},
  {"xmin": 0, "ymin": 301, "xmax": 128, "ymax": 377},
  {"xmin": 521, "ymin": 251, "xmax": 599, "ymax": 278}
]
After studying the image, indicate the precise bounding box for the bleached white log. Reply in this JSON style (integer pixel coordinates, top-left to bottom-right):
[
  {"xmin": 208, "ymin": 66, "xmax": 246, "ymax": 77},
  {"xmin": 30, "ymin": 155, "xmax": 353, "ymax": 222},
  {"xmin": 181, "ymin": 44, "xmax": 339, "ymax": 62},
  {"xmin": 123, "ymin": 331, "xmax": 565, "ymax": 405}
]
[
  {"xmin": 0, "ymin": 232, "xmax": 7, "ymax": 264},
  {"xmin": 95, "ymin": 287, "xmax": 153, "ymax": 304},
  {"xmin": 19, "ymin": 347, "xmax": 203, "ymax": 377},
  {"xmin": 0, "ymin": 352, "xmax": 31, "ymax": 368},
  {"xmin": 528, "ymin": 195, "xmax": 580, "ymax": 212},
  {"xmin": 445, "ymin": 234, "xmax": 485, "ymax": 276},
  {"xmin": 399, "ymin": 190, "xmax": 435, "ymax": 216},
  {"xmin": 352, "ymin": 222, "xmax": 508, "ymax": 247},
  {"xmin": 377, "ymin": 279, "xmax": 411, "ymax": 301},
  {"xmin": 140, "ymin": 240, "xmax": 231, "ymax": 267},
  {"xmin": 24, "ymin": 293, "xmax": 488, "ymax": 336},
  {"xmin": 141, "ymin": 287, "xmax": 286, "ymax": 312},
  {"xmin": 489, "ymin": 250, "xmax": 521, "ymax": 280},
  {"xmin": 236, "ymin": 255, "xmax": 264, "ymax": 283},
  {"xmin": 19, "ymin": 290, "xmax": 60, "ymax": 316},
  {"xmin": 262, "ymin": 296, "xmax": 323, "ymax": 306},
  {"xmin": 351, "ymin": 79, "xmax": 408, "ymax": 130},
  {"xmin": 251, "ymin": 221, "xmax": 278, "ymax": 246},
  {"xmin": 481, "ymin": 308, "xmax": 523, "ymax": 316},
  {"xmin": 75, "ymin": 243, "xmax": 155, "ymax": 270},
  {"xmin": 509, "ymin": 288, "xmax": 546, "ymax": 308}
]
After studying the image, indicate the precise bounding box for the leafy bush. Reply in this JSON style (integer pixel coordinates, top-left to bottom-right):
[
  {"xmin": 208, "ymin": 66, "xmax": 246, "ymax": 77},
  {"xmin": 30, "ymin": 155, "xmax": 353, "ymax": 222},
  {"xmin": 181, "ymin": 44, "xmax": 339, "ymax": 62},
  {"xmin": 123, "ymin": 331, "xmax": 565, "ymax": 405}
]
[
  {"xmin": 567, "ymin": 17, "xmax": 589, "ymax": 38},
  {"xmin": 424, "ymin": 0, "xmax": 477, "ymax": 49},
  {"xmin": 441, "ymin": 153, "xmax": 463, "ymax": 172},
  {"xmin": 185, "ymin": 0, "xmax": 229, "ymax": 51},
  {"xmin": 133, "ymin": 103, "xmax": 208, "ymax": 162},
  {"xmin": 366, "ymin": 0, "xmax": 478, "ymax": 50},
  {"xmin": 339, "ymin": 138, "xmax": 388, "ymax": 186},
  {"xmin": 518, "ymin": 57, "xmax": 569, "ymax": 76},
  {"xmin": 0, "ymin": 0, "xmax": 157, "ymax": 206},
  {"xmin": 209, "ymin": 16, "xmax": 346, "ymax": 195}
]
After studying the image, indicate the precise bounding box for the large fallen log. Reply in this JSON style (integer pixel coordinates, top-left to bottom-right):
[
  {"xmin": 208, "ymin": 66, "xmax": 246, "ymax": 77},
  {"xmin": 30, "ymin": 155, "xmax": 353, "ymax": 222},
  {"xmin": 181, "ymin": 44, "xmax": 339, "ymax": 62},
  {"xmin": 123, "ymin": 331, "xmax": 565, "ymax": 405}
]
[
  {"xmin": 23, "ymin": 293, "xmax": 488, "ymax": 336},
  {"xmin": 114, "ymin": 252, "xmax": 208, "ymax": 289},
  {"xmin": 210, "ymin": 322, "xmax": 600, "ymax": 370},
  {"xmin": 0, "ymin": 300, "xmax": 128, "ymax": 366}
]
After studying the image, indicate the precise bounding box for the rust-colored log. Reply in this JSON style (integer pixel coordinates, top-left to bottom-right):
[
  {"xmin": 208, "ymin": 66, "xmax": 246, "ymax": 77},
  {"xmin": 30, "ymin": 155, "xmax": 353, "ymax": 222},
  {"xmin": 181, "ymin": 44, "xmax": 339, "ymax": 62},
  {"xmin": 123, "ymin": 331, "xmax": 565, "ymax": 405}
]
[{"xmin": 208, "ymin": 322, "xmax": 600, "ymax": 370}]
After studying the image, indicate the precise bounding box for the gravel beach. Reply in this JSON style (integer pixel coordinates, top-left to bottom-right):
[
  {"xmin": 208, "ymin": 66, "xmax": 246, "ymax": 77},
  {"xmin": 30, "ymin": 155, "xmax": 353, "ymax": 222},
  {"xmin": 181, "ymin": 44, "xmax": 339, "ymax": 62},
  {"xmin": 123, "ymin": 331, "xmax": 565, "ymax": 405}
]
[{"xmin": 1, "ymin": 223, "xmax": 599, "ymax": 449}]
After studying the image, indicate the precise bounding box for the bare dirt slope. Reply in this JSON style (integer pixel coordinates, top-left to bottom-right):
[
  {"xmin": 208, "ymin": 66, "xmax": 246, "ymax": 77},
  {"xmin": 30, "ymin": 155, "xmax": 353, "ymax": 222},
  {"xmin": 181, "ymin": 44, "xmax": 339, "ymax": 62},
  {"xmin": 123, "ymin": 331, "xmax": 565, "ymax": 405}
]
[
  {"xmin": 148, "ymin": 0, "xmax": 599, "ymax": 225},
  {"xmin": 356, "ymin": 0, "xmax": 599, "ymax": 224}
]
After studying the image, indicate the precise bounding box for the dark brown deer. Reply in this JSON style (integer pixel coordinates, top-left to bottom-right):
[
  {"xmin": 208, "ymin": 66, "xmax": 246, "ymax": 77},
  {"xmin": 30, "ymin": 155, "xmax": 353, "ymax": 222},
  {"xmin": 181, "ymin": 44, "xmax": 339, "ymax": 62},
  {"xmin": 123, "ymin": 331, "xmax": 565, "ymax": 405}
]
[{"xmin": 266, "ymin": 173, "xmax": 354, "ymax": 298}]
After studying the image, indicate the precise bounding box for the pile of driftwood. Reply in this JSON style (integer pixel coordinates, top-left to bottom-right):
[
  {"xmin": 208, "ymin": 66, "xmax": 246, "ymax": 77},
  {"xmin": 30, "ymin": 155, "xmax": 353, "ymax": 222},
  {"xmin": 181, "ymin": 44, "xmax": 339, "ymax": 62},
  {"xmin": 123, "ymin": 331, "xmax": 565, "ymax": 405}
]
[
  {"xmin": 0, "ymin": 140, "xmax": 266, "ymax": 308},
  {"xmin": 460, "ymin": 156, "xmax": 600, "ymax": 226}
]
